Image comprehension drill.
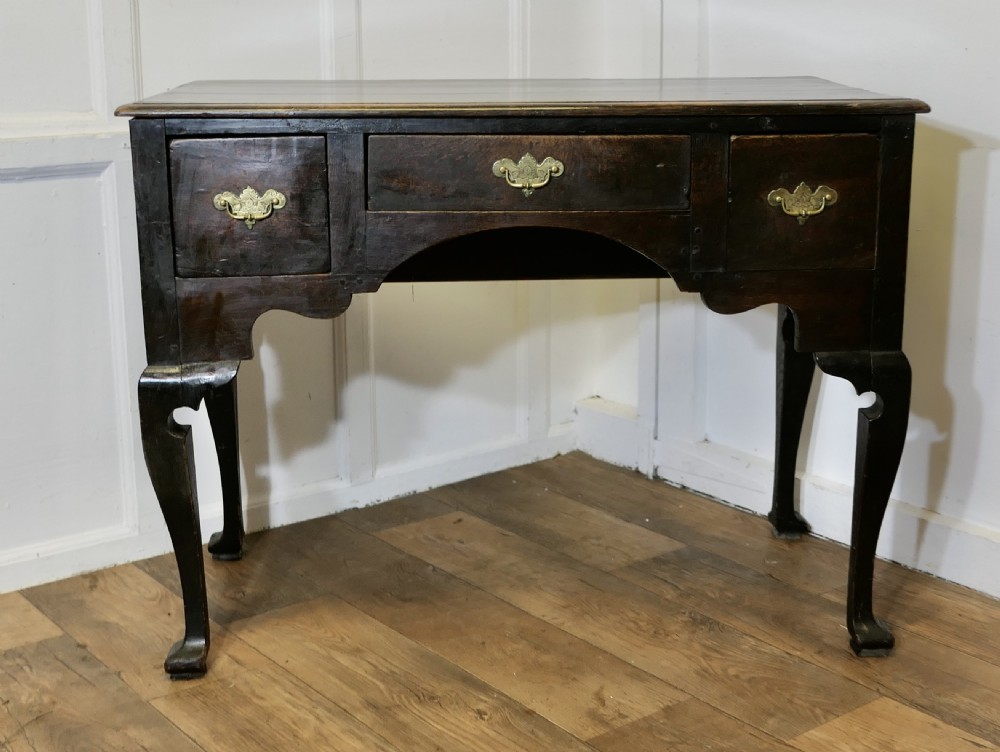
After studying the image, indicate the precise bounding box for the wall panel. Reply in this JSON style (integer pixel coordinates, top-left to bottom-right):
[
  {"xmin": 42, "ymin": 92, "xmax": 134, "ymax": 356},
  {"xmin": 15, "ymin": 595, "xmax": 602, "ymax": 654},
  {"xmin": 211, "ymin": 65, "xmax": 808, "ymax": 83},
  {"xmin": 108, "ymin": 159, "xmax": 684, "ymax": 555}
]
[
  {"xmin": 0, "ymin": 165, "xmax": 129, "ymax": 550},
  {"xmin": 0, "ymin": 1, "xmax": 94, "ymax": 114},
  {"xmin": 360, "ymin": 0, "xmax": 511, "ymax": 79},
  {"xmin": 0, "ymin": 0, "xmax": 709, "ymax": 593},
  {"xmin": 136, "ymin": 0, "xmax": 327, "ymax": 94}
]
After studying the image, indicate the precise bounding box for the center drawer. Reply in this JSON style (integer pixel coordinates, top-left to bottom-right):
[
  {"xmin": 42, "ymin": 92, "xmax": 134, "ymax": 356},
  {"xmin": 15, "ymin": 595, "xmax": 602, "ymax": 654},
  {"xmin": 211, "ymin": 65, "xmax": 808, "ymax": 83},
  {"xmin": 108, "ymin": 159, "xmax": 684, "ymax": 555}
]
[{"xmin": 367, "ymin": 135, "xmax": 691, "ymax": 212}]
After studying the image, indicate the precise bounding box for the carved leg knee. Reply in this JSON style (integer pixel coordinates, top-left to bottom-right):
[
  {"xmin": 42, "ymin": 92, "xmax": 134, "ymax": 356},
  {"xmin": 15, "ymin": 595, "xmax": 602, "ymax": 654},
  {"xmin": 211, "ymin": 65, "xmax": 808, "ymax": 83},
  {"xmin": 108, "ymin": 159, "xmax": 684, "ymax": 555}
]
[
  {"xmin": 815, "ymin": 350, "xmax": 910, "ymax": 656},
  {"xmin": 138, "ymin": 361, "xmax": 239, "ymax": 678}
]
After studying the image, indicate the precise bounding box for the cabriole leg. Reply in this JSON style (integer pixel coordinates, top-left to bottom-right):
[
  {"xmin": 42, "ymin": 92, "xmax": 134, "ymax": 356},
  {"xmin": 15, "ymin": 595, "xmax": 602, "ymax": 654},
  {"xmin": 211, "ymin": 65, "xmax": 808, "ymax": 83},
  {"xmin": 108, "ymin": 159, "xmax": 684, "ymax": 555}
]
[
  {"xmin": 205, "ymin": 375, "xmax": 244, "ymax": 561},
  {"xmin": 769, "ymin": 305, "xmax": 815, "ymax": 538},
  {"xmin": 138, "ymin": 361, "xmax": 239, "ymax": 679},
  {"xmin": 815, "ymin": 351, "xmax": 911, "ymax": 656}
]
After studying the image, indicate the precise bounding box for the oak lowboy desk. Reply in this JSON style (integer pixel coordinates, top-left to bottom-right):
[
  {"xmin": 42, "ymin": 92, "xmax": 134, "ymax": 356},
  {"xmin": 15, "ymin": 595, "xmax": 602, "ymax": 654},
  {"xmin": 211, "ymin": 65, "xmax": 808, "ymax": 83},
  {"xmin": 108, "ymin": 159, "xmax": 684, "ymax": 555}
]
[{"xmin": 117, "ymin": 78, "xmax": 929, "ymax": 678}]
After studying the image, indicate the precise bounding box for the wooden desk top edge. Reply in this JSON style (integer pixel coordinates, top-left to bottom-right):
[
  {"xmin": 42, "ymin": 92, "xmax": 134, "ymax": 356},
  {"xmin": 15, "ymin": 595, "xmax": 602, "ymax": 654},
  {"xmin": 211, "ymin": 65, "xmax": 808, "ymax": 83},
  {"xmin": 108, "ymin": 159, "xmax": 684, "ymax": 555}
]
[{"xmin": 116, "ymin": 77, "xmax": 930, "ymax": 118}]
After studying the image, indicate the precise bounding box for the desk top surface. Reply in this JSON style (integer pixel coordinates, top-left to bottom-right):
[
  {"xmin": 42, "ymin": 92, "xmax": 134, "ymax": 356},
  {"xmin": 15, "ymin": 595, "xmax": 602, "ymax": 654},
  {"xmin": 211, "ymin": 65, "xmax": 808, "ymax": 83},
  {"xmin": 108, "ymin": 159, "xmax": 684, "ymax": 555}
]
[{"xmin": 117, "ymin": 77, "xmax": 929, "ymax": 118}]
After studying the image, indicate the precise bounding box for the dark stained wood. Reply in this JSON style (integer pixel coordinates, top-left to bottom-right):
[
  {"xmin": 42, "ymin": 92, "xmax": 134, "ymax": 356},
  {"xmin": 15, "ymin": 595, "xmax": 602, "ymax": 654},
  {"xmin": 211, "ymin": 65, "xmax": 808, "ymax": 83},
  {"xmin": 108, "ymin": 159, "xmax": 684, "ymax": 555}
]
[
  {"xmin": 367, "ymin": 211, "xmax": 688, "ymax": 279},
  {"xmin": 170, "ymin": 137, "xmax": 331, "ymax": 277},
  {"xmin": 116, "ymin": 77, "xmax": 930, "ymax": 118},
  {"xmin": 382, "ymin": 226, "xmax": 672, "ymax": 282},
  {"xmin": 328, "ymin": 133, "xmax": 368, "ymax": 276},
  {"xmin": 118, "ymin": 78, "xmax": 925, "ymax": 676},
  {"xmin": 137, "ymin": 361, "xmax": 240, "ymax": 678},
  {"xmin": 770, "ymin": 304, "xmax": 815, "ymax": 537},
  {"xmin": 129, "ymin": 118, "xmax": 180, "ymax": 365},
  {"xmin": 688, "ymin": 132, "xmax": 729, "ymax": 271},
  {"xmin": 204, "ymin": 374, "xmax": 244, "ymax": 560},
  {"xmin": 869, "ymin": 115, "xmax": 917, "ymax": 350},
  {"xmin": 162, "ymin": 113, "xmax": 888, "ymax": 138},
  {"xmin": 814, "ymin": 351, "xmax": 911, "ymax": 654},
  {"xmin": 727, "ymin": 134, "xmax": 880, "ymax": 270},
  {"xmin": 687, "ymin": 269, "xmax": 873, "ymax": 351},
  {"xmin": 175, "ymin": 274, "xmax": 355, "ymax": 362},
  {"xmin": 368, "ymin": 134, "xmax": 690, "ymax": 211}
]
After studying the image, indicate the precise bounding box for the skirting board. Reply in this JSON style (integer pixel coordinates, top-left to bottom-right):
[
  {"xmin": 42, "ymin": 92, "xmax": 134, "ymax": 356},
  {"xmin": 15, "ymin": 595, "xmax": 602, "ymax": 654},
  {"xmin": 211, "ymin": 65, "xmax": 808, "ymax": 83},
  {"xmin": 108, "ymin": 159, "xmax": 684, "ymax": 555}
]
[
  {"xmin": 0, "ymin": 428, "xmax": 575, "ymax": 594},
  {"xmin": 575, "ymin": 396, "xmax": 1000, "ymax": 601}
]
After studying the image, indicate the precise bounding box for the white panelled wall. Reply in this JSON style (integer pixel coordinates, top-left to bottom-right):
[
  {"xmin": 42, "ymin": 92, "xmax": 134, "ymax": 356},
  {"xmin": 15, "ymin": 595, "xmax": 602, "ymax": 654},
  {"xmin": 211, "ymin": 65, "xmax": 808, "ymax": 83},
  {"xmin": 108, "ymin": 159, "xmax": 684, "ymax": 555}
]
[{"xmin": 2, "ymin": 0, "xmax": 998, "ymax": 602}]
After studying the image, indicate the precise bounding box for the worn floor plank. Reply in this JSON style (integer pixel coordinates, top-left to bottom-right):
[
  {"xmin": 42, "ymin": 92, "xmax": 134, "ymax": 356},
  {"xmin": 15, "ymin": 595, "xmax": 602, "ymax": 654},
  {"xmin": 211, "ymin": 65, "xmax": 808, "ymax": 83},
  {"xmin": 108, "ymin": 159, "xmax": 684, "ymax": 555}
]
[
  {"xmin": 152, "ymin": 666, "xmax": 402, "ymax": 752},
  {"xmin": 0, "ymin": 592, "xmax": 62, "ymax": 652},
  {"xmin": 510, "ymin": 453, "xmax": 852, "ymax": 594},
  {"xmin": 23, "ymin": 564, "xmax": 270, "ymax": 702},
  {"xmin": 589, "ymin": 698, "xmax": 797, "ymax": 752},
  {"xmin": 378, "ymin": 510, "xmax": 876, "ymax": 740},
  {"xmin": 826, "ymin": 558, "xmax": 1000, "ymax": 665},
  {"xmin": 232, "ymin": 595, "xmax": 600, "ymax": 751},
  {"xmin": 6, "ymin": 452, "xmax": 1000, "ymax": 751},
  {"xmin": 0, "ymin": 635, "xmax": 203, "ymax": 751},
  {"xmin": 617, "ymin": 546, "xmax": 1000, "ymax": 744},
  {"xmin": 790, "ymin": 697, "xmax": 998, "ymax": 751},
  {"xmin": 429, "ymin": 473, "xmax": 684, "ymax": 570},
  {"xmin": 307, "ymin": 515, "xmax": 689, "ymax": 739}
]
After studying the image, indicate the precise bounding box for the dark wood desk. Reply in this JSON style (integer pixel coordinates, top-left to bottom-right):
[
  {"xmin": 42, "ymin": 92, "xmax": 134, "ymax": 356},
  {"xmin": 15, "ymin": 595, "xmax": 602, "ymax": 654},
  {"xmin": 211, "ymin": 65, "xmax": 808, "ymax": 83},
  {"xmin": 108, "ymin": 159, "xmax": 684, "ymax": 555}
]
[{"xmin": 117, "ymin": 78, "xmax": 929, "ymax": 678}]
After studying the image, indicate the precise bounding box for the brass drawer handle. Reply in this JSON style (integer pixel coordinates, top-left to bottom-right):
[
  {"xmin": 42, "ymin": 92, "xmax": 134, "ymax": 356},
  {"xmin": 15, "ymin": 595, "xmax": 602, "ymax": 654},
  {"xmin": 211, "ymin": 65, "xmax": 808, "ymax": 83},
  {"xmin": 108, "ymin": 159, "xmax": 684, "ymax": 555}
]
[
  {"xmin": 213, "ymin": 186, "xmax": 287, "ymax": 228},
  {"xmin": 492, "ymin": 153, "xmax": 565, "ymax": 196},
  {"xmin": 767, "ymin": 182, "xmax": 838, "ymax": 225}
]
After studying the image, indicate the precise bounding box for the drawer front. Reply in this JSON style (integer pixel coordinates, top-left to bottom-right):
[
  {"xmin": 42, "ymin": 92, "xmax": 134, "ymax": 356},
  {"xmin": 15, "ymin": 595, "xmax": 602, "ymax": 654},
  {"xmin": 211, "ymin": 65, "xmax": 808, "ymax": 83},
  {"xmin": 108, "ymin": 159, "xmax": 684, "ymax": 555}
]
[
  {"xmin": 367, "ymin": 135, "xmax": 690, "ymax": 212},
  {"xmin": 727, "ymin": 134, "xmax": 879, "ymax": 271},
  {"xmin": 170, "ymin": 137, "xmax": 330, "ymax": 277}
]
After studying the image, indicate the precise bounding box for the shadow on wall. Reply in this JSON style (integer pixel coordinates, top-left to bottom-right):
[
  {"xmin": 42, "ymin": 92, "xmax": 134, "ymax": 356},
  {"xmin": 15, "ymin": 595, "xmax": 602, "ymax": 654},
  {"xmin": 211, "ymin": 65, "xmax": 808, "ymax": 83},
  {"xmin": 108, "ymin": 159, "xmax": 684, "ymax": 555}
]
[
  {"xmin": 898, "ymin": 122, "xmax": 992, "ymax": 564},
  {"xmin": 238, "ymin": 313, "xmax": 340, "ymax": 532},
  {"xmin": 220, "ymin": 121, "xmax": 983, "ymax": 574},
  {"xmin": 656, "ymin": 121, "xmax": 978, "ymax": 580},
  {"xmin": 234, "ymin": 263, "xmax": 644, "ymax": 530},
  {"xmin": 789, "ymin": 122, "xmax": 981, "ymax": 571}
]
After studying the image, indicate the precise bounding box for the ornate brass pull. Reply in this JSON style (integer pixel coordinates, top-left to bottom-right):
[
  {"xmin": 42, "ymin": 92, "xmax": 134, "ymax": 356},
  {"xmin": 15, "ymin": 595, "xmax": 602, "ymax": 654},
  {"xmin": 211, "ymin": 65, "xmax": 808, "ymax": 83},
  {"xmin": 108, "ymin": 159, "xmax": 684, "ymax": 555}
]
[
  {"xmin": 767, "ymin": 182, "xmax": 838, "ymax": 225},
  {"xmin": 213, "ymin": 186, "xmax": 287, "ymax": 228},
  {"xmin": 492, "ymin": 153, "xmax": 565, "ymax": 196}
]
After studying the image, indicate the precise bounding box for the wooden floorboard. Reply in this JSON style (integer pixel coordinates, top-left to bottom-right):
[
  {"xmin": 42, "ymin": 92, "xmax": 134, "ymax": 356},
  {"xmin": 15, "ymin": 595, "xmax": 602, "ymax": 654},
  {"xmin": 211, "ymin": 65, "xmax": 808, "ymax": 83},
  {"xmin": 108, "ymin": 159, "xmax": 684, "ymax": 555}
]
[{"xmin": 9, "ymin": 452, "xmax": 1000, "ymax": 750}]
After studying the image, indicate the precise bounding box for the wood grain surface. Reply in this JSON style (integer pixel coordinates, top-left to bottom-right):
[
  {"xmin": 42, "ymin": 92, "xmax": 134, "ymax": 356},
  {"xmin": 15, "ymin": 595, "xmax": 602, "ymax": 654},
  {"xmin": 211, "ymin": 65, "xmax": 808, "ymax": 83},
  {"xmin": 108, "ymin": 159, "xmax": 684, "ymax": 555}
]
[
  {"xmin": 14, "ymin": 453, "xmax": 999, "ymax": 751},
  {"xmin": 116, "ymin": 77, "xmax": 930, "ymax": 118},
  {"xmin": 368, "ymin": 135, "xmax": 690, "ymax": 211}
]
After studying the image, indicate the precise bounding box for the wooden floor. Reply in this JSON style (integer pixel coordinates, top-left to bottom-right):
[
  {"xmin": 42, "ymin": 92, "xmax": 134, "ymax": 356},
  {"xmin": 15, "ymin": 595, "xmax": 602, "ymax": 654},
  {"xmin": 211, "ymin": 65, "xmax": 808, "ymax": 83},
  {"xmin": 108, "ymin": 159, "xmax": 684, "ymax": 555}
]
[{"xmin": 5, "ymin": 453, "xmax": 1000, "ymax": 750}]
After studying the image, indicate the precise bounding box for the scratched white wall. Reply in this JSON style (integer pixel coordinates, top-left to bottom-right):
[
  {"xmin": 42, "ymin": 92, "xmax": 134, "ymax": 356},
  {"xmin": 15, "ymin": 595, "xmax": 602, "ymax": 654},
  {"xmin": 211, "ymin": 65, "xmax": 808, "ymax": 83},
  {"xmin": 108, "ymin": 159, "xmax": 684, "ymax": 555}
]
[{"xmin": 0, "ymin": 0, "xmax": 697, "ymax": 591}]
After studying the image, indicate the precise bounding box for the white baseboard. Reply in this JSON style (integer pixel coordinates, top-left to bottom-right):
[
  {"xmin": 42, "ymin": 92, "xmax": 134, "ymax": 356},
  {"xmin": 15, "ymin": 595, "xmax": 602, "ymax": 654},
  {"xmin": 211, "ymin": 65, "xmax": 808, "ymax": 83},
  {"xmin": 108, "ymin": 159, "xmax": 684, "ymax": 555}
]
[
  {"xmin": 241, "ymin": 428, "xmax": 576, "ymax": 531},
  {"xmin": 576, "ymin": 397, "xmax": 1000, "ymax": 601},
  {"xmin": 0, "ymin": 429, "xmax": 575, "ymax": 594},
  {"xmin": 10, "ymin": 396, "xmax": 1000, "ymax": 604}
]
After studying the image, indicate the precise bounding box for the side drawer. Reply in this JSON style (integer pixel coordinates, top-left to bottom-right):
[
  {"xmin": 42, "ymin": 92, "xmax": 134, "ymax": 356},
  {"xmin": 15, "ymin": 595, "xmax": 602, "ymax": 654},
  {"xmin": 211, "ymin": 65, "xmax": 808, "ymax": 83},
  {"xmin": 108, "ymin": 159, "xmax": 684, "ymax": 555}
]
[
  {"xmin": 727, "ymin": 134, "xmax": 879, "ymax": 271},
  {"xmin": 170, "ymin": 136, "xmax": 331, "ymax": 277},
  {"xmin": 367, "ymin": 135, "xmax": 691, "ymax": 212}
]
